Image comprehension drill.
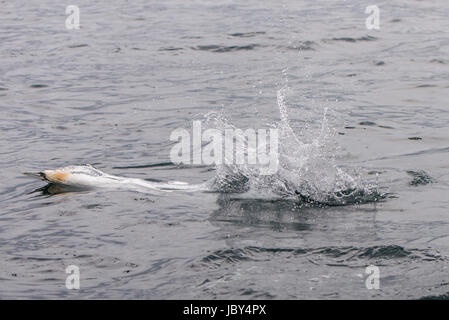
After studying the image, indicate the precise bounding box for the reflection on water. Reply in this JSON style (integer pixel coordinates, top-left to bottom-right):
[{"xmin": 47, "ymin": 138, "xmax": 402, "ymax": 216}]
[
  {"xmin": 30, "ymin": 183, "xmax": 93, "ymax": 196},
  {"xmin": 211, "ymin": 193, "xmax": 379, "ymax": 238}
]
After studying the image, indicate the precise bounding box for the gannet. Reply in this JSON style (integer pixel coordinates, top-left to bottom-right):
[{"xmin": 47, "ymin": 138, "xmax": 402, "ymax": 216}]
[{"xmin": 24, "ymin": 164, "xmax": 208, "ymax": 193}]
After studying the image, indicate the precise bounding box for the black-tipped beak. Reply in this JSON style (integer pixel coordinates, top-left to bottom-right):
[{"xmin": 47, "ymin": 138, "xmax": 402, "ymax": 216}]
[{"xmin": 23, "ymin": 171, "xmax": 47, "ymax": 181}]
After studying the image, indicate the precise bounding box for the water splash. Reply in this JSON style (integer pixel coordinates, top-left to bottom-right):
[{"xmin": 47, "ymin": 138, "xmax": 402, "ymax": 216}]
[{"xmin": 209, "ymin": 88, "xmax": 383, "ymax": 205}]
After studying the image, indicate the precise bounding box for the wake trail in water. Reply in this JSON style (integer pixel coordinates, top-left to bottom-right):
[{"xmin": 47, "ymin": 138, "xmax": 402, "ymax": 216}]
[{"xmin": 25, "ymin": 88, "xmax": 383, "ymax": 205}]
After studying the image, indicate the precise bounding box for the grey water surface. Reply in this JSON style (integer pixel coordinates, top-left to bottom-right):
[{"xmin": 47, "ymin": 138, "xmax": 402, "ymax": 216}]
[{"xmin": 1, "ymin": 0, "xmax": 449, "ymax": 299}]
